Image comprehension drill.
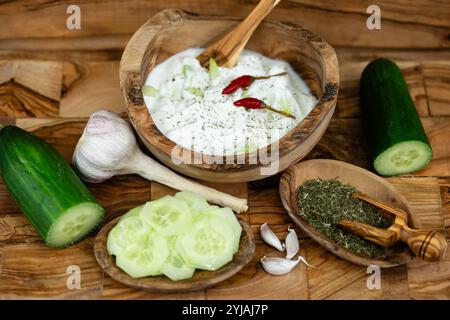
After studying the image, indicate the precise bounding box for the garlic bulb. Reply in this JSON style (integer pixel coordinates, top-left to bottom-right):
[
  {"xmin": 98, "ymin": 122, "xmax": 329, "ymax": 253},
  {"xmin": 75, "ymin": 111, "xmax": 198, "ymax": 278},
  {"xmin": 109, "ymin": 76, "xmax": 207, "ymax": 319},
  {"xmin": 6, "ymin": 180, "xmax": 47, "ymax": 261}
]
[
  {"xmin": 73, "ymin": 110, "xmax": 248, "ymax": 213},
  {"xmin": 73, "ymin": 110, "xmax": 137, "ymax": 182},
  {"xmin": 260, "ymin": 223, "xmax": 285, "ymax": 251},
  {"xmin": 285, "ymin": 227, "xmax": 300, "ymax": 259}
]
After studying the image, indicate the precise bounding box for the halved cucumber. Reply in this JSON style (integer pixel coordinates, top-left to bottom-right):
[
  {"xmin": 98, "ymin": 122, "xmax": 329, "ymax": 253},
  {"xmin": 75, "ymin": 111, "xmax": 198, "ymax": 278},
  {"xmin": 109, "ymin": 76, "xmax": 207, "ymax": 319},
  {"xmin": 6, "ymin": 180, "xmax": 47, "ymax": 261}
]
[
  {"xmin": 115, "ymin": 233, "xmax": 169, "ymax": 278},
  {"xmin": 360, "ymin": 58, "xmax": 433, "ymax": 176},
  {"xmin": 199, "ymin": 206, "xmax": 242, "ymax": 253},
  {"xmin": 374, "ymin": 140, "xmax": 432, "ymax": 176},
  {"xmin": 107, "ymin": 215, "xmax": 148, "ymax": 256},
  {"xmin": 140, "ymin": 196, "xmax": 192, "ymax": 236},
  {"xmin": 174, "ymin": 191, "xmax": 209, "ymax": 215},
  {"xmin": 47, "ymin": 202, "xmax": 103, "ymax": 247},
  {"xmin": 176, "ymin": 215, "xmax": 235, "ymax": 271},
  {"xmin": 161, "ymin": 238, "xmax": 195, "ymax": 281}
]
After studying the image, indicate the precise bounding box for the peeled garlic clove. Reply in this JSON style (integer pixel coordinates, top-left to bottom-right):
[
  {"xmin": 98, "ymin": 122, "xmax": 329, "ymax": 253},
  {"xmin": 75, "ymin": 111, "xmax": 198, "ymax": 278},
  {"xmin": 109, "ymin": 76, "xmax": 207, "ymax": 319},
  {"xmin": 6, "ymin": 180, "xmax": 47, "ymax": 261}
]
[
  {"xmin": 285, "ymin": 227, "xmax": 300, "ymax": 259},
  {"xmin": 260, "ymin": 223, "xmax": 285, "ymax": 251},
  {"xmin": 260, "ymin": 256, "xmax": 301, "ymax": 275}
]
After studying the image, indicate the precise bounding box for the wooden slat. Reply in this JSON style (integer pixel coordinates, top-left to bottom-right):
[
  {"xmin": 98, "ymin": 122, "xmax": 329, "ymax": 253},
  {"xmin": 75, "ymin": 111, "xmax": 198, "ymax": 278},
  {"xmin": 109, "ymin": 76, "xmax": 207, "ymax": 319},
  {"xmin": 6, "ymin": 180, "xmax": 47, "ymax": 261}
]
[
  {"xmin": 423, "ymin": 61, "xmax": 450, "ymax": 116},
  {"xmin": 0, "ymin": 82, "xmax": 59, "ymax": 118},
  {"xmin": 88, "ymin": 176, "xmax": 151, "ymax": 223},
  {"xmin": 60, "ymin": 61, "xmax": 125, "ymax": 117},
  {"xmin": 0, "ymin": 240, "xmax": 103, "ymax": 299},
  {"xmin": 407, "ymin": 240, "xmax": 450, "ymax": 300},
  {"xmin": 387, "ymin": 177, "xmax": 444, "ymax": 230},
  {"xmin": 310, "ymin": 117, "xmax": 450, "ymax": 177},
  {"xmin": 0, "ymin": 50, "xmax": 122, "ymax": 62},
  {"xmin": 0, "ymin": 177, "xmax": 20, "ymax": 216},
  {"xmin": 0, "ymin": 215, "xmax": 40, "ymax": 244},
  {"xmin": 336, "ymin": 61, "xmax": 429, "ymax": 118},
  {"xmin": 438, "ymin": 178, "xmax": 450, "ymax": 233},
  {"xmin": 305, "ymin": 239, "xmax": 410, "ymax": 300},
  {"xmin": 0, "ymin": 1, "xmax": 449, "ymax": 49},
  {"xmin": 418, "ymin": 117, "xmax": 450, "ymax": 177},
  {"xmin": 102, "ymin": 275, "xmax": 206, "ymax": 300}
]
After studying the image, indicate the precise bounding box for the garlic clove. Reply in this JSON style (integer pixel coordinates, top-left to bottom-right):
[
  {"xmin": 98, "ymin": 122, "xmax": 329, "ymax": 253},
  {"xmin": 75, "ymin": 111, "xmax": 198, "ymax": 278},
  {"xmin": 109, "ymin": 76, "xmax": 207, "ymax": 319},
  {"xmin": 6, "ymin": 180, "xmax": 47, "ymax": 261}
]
[
  {"xmin": 260, "ymin": 256, "xmax": 301, "ymax": 275},
  {"xmin": 260, "ymin": 223, "xmax": 285, "ymax": 251},
  {"xmin": 285, "ymin": 227, "xmax": 300, "ymax": 259}
]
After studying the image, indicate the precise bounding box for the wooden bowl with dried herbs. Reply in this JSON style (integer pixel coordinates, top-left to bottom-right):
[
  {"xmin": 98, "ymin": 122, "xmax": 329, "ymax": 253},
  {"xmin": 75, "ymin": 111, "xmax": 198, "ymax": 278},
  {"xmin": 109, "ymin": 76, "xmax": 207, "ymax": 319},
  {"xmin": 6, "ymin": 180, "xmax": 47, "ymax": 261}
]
[{"xmin": 279, "ymin": 159, "xmax": 414, "ymax": 268}]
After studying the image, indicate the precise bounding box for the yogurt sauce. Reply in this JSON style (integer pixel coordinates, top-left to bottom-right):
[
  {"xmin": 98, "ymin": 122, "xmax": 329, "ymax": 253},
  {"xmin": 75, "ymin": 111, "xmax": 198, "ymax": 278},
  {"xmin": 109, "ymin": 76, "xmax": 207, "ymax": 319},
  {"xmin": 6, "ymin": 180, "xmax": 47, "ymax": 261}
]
[{"xmin": 143, "ymin": 48, "xmax": 317, "ymax": 155}]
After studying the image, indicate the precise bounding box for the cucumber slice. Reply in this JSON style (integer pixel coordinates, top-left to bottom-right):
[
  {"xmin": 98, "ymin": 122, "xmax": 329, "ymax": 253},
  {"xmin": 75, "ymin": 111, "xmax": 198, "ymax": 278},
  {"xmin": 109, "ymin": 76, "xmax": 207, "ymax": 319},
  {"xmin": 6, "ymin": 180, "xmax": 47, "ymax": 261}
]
[
  {"xmin": 174, "ymin": 191, "xmax": 209, "ymax": 215},
  {"xmin": 119, "ymin": 205, "xmax": 144, "ymax": 221},
  {"xmin": 107, "ymin": 215, "xmax": 148, "ymax": 256},
  {"xmin": 176, "ymin": 215, "xmax": 235, "ymax": 271},
  {"xmin": 47, "ymin": 202, "xmax": 103, "ymax": 247},
  {"xmin": 199, "ymin": 206, "xmax": 242, "ymax": 253},
  {"xmin": 374, "ymin": 140, "xmax": 432, "ymax": 176},
  {"xmin": 161, "ymin": 238, "xmax": 195, "ymax": 281},
  {"xmin": 140, "ymin": 196, "xmax": 192, "ymax": 236},
  {"xmin": 115, "ymin": 233, "xmax": 169, "ymax": 278}
]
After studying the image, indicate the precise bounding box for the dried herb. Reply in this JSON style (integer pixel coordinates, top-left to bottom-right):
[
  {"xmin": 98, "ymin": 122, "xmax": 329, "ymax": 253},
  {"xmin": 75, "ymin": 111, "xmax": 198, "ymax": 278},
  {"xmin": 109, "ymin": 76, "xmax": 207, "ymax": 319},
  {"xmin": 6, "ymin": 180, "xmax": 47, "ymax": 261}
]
[{"xmin": 295, "ymin": 178, "xmax": 390, "ymax": 257}]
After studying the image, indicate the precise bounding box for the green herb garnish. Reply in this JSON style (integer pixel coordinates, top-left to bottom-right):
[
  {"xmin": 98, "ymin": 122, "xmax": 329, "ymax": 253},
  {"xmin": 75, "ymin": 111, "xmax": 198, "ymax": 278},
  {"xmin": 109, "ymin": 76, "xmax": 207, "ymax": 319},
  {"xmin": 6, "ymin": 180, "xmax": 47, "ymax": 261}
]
[
  {"xmin": 142, "ymin": 85, "xmax": 159, "ymax": 97},
  {"xmin": 295, "ymin": 178, "xmax": 390, "ymax": 257},
  {"xmin": 209, "ymin": 58, "xmax": 219, "ymax": 80},
  {"xmin": 188, "ymin": 87, "xmax": 204, "ymax": 98}
]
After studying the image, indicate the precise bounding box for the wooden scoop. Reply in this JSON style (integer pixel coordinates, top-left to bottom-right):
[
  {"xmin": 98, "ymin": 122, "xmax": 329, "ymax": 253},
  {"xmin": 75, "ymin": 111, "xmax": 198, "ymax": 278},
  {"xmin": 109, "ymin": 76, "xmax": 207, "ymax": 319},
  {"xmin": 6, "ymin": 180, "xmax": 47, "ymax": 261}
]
[
  {"xmin": 196, "ymin": 0, "xmax": 281, "ymax": 68},
  {"xmin": 337, "ymin": 193, "xmax": 448, "ymax": 262}
]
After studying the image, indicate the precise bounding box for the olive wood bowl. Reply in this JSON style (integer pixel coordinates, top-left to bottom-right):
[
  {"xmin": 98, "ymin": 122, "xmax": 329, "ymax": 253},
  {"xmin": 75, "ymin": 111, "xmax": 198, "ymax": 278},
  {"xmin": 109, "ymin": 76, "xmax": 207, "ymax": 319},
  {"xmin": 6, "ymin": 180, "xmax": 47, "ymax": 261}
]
[
  {"xmin": 94, "ymin": 216, "xmax": 255, "ymax": 292},
  {"xmin": 120, "ymin": 9, "xmax": 339, "ymax": 183},
  {"xmin": 279, "ymin": 159, "xmax": 415, "ymax": 268}
]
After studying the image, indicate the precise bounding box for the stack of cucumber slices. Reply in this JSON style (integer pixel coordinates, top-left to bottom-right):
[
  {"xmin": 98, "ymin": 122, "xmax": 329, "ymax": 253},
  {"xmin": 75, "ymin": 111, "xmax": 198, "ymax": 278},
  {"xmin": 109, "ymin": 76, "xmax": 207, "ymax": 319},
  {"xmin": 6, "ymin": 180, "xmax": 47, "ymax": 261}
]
[{"xmin": 107, "ymin": 191, "xmax": 242, "ymax": 281}]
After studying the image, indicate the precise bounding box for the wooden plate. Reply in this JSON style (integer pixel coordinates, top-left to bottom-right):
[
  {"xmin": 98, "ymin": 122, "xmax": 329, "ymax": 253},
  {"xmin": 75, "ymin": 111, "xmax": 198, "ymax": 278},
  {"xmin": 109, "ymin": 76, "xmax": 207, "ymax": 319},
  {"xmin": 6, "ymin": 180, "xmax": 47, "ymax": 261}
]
[
  {"xmin": 279, "ymin": 159, "xmax": 414, "ymax": 268},
  {"xmin": 94, "ymin": 216, "xmax": 255, "ymax": 292}
]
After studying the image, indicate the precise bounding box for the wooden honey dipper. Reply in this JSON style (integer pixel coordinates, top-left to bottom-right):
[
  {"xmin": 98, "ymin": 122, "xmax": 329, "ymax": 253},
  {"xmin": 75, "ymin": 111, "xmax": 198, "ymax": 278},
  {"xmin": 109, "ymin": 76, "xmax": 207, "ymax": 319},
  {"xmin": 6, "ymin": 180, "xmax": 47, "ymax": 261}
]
[{"xmin": 337, "ymin": 193, "xmax": 448, "ymax": 262}]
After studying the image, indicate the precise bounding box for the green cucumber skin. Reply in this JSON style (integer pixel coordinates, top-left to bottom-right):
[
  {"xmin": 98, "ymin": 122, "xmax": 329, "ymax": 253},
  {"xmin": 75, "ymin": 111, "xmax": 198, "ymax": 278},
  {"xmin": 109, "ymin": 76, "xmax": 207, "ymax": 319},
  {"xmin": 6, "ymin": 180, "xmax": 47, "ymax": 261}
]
[
  {"xmin": 359, "ymin": 58, "xmax": 432, "ymax": 168},
  {"xmin": 0, "ymin": 126, "xmax": 104, "ymax": 245}
]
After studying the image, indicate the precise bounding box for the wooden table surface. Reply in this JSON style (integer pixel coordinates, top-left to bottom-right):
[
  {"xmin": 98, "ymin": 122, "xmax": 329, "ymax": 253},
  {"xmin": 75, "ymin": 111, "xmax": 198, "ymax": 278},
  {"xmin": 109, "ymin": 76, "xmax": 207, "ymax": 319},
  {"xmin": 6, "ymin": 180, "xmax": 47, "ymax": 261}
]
[{"xmin": 0, "ymin": 0, "xmax": 449, "ymax": 299}]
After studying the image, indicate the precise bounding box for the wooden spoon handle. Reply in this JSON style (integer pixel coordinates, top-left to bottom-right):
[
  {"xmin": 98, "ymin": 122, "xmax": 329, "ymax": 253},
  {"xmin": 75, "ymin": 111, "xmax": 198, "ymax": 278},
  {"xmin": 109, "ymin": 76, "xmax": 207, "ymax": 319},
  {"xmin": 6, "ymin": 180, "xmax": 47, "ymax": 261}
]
[
  {"xmin": 401, "ymin": 228, "xmax": 448, "ymax": 262},
  {"xmin": 337, "ymin": 220, "xmax": 399, "ymax": 248},
  {"xmin": 197, "ymin": 0, "xmax": 281, "ymax": 68}
]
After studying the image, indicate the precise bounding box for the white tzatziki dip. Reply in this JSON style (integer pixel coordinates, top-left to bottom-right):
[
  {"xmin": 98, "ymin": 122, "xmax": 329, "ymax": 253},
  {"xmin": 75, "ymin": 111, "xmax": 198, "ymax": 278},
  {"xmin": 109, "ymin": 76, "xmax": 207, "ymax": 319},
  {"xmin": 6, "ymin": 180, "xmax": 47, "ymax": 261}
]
[{"xmin": 143, "ymin": 48, "xmax": 317, "ymax": 155}]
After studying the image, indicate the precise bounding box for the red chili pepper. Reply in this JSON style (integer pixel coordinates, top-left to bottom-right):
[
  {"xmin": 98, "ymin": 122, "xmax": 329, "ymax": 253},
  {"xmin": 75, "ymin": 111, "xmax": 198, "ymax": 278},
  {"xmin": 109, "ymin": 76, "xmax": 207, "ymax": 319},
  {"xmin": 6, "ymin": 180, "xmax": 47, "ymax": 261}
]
[
  {"xmin": 222, "ymin": 75, "xmax": 254, "ymax": 95},
  {"xmin": 233, "ymin": 97, "xmax": 263, "ymax": 109},
  {"xmin": 233, "ymin": 98, "xmax": 296, "ymax": 119},
  {"xmin": 222, "ymin": 72, "xmax": 288, "ymax": 95}
]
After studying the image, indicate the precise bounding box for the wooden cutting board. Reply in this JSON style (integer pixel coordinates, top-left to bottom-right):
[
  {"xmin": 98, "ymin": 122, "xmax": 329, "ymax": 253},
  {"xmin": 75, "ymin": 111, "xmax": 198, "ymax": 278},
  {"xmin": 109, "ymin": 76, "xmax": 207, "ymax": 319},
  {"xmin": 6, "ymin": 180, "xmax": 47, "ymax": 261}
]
[{"xmin": 0, "ymin": 56, "xmax": 449, "ymax": 299}]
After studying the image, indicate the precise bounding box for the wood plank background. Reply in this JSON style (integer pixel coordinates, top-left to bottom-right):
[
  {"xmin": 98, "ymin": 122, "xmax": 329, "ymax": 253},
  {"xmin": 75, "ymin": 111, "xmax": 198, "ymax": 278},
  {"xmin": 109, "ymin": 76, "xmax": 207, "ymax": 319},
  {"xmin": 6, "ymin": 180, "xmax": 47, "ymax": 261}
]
[{"xmin": 0, "ymin": 0, "xmax": 449, "ymax": 299}]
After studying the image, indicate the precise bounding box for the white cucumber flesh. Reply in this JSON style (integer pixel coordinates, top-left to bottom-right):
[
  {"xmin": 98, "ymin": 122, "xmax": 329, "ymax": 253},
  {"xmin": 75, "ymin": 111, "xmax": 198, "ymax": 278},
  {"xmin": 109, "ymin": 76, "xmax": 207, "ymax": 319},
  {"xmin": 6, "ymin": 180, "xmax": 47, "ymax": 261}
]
[
  {"xmin": 374, "ymin": 140, "xmax": 432, "ymax": 176},
  {"xmin": 140, "ymin": 196, "xmax": 192, "ymax": 236},
  {"xmin": 47, "ymin": 202, "xmax": 103, "ymax": 247}
]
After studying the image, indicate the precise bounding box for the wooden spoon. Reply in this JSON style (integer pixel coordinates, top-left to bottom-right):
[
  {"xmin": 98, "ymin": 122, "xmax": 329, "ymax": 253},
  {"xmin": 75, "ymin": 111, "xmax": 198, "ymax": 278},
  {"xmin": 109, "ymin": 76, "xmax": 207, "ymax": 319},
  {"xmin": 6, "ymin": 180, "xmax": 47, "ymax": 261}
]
[
  {"xmin": 337, "ymin": 193, "xmax": 448, "ymax": 262},
  {"xmin": 196, "ymin": 0, "xmax": 281, "ymax": 68}
]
